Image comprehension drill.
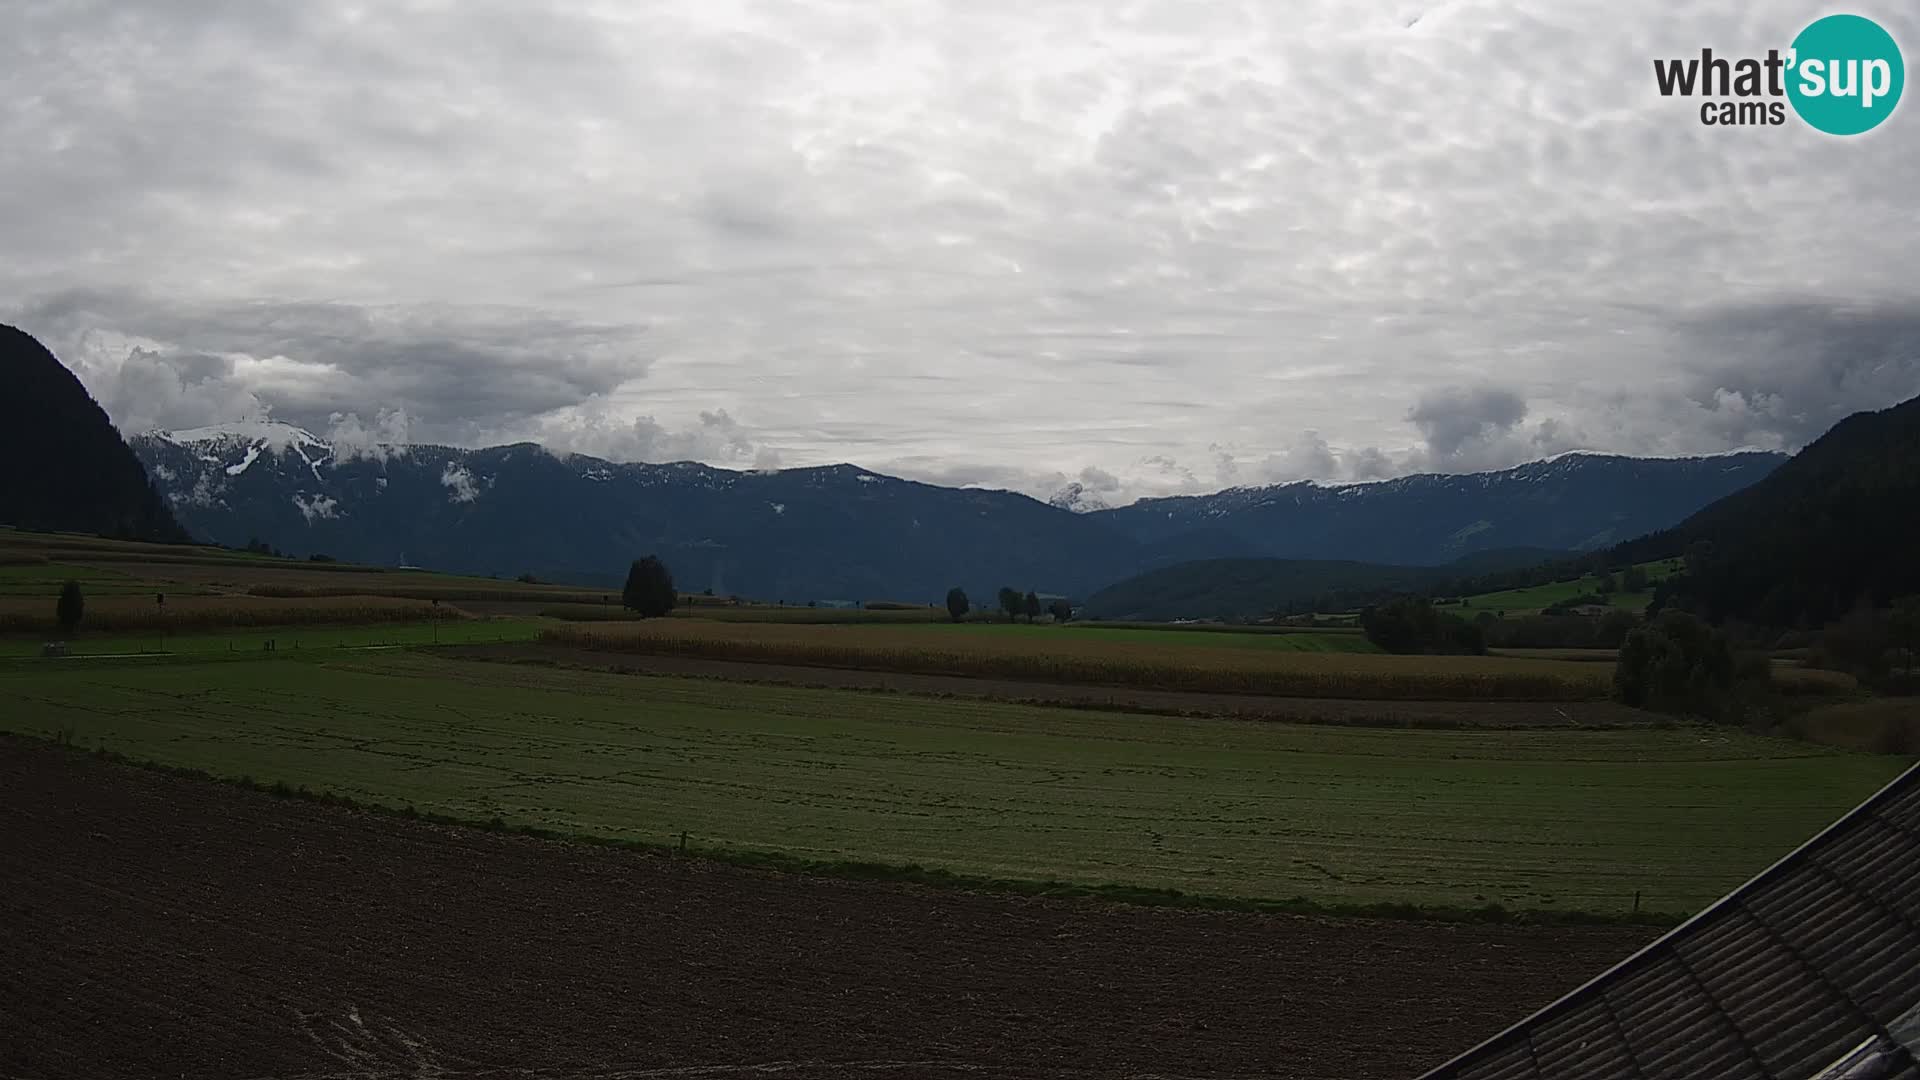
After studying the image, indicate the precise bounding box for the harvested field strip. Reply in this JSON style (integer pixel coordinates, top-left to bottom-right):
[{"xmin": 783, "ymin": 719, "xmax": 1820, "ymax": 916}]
[
  {"xmin": 0, "ymin": 594, "xmax": 471, "ymax": 634},
  {"xmin": 541, "ymin": 620, "xmax": 1610, "ymax": 700},
  {"xmin": 0, "ymin": 619, "xmax": 542, "ymax": 658},
  {"xmin": 2, "ymin": 652, "xmax": 1901, "ymax": 916},
  {"xmin": 466, "ymin": 643, "xmax": 1657, "ymax": 729},
  {"xmin": 1074, "ymin": 619, "xmax": 1368, "ymax": 636},
  {"xmin": 931, "ymin": 623, "xmax": 1381, "ymax": 653},
  {"xmin": 0, "ymin": 737, "xmax": 1656, "ymax": 1080},
  {"xmin": 666, "ymin": 605, "xmax": 955, "ymax": 624},
  {"xmin": 249, "ymin": 584, "xmax": 609, "ymax": 603}
]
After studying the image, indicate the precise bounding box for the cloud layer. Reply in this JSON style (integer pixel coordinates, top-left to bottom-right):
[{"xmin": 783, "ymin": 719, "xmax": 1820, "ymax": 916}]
[{"xmin": 4, "ymin": 1, "xmax": 1917, "ymax": 504}]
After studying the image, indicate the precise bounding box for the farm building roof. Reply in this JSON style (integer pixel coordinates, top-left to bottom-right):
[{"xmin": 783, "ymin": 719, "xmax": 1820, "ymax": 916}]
[{"xmin": 1417, "ymin": 761, "xmax": 1920, "ymax": 1080}]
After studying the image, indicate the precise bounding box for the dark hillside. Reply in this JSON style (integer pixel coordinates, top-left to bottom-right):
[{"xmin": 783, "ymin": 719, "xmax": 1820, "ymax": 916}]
[{"xmin": 0, "ymin": 325, "xmax": 186, "ymax": 542}]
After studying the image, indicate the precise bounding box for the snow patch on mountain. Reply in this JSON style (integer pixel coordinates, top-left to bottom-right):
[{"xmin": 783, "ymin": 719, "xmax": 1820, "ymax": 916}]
[
  {"xmin": 225, "ymin": 444, "xmax": 262, "ymax": 476},
  {"xmin": 292, "ymin": 493, "xmax": 339, "ymax": 523}
]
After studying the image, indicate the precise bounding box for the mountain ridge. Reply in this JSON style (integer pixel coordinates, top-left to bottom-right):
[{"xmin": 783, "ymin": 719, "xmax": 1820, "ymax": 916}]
[{"xmin": 130, "ymin": 419, "xmax": 1787, "ymax": 601}]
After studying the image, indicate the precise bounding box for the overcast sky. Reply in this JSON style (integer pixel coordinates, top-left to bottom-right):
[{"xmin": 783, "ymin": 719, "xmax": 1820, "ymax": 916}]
[{"xmin": 4, "ymin": 1, "xmax": 1916, "ymax": 505}]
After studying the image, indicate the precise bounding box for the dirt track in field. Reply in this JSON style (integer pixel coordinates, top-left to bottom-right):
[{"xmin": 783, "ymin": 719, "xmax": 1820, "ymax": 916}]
[
  {"xmin": 0, "ymin": 736, "xmax": 1654, "ymax": 1080},
  {"xmin": 451, "ymin": 642, "xmax": 1652, "ymax": 728}
]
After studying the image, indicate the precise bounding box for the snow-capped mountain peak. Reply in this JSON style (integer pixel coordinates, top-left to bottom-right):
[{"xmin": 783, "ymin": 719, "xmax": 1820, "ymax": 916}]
[{"xmin": 158, "ymin": 420, "xmax": 329, "ymax": 453}]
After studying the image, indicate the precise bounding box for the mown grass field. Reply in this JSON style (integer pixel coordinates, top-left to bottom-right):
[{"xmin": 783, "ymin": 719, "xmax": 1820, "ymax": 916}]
[
  {"xmin": 0, "ymin": 561, "xmax": 219, "ymax": 597},
  {"xmin": 542, "ymin": 619, "xmax": 1612, "ymax": 700},
  {"xmin": 0, "ymin": 593, "xmax": 476, "ymax": 635},
  {"xmin": 2, "ymin": 651, "xmax": 1902, "ymax": 917},
  {"xmin": 0, "ymin": 530, "xmax": 613, "ymax": 603}
]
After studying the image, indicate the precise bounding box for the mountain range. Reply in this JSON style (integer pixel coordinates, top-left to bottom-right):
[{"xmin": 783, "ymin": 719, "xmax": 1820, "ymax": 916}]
[{"xmin": 127, "ymin": 419, "xmax": 1785, "ymax": 602}]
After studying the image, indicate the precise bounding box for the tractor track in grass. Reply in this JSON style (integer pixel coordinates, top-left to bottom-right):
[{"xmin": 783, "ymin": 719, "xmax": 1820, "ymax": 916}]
[{"xmin": 0, "ymin": 735, "xmax": 1652, "ymax": 1080}]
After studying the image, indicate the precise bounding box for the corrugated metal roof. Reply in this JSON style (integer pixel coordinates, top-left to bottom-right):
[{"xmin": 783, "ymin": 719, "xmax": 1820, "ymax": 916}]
[{"xmin": 1417, "ymin": 761, "xmax": 1920, "ymax": 1080}]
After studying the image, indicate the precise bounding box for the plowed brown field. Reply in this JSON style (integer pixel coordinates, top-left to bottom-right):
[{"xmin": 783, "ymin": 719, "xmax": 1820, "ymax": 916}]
[{"xmin": 0, "ymin": 736, "xmax": 1652, "ymax": 1080}]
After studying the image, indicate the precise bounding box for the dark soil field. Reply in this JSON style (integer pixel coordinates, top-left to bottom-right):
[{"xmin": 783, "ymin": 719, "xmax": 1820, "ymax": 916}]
[
  {"xmin": 467, "ymin": 642, "xmax": 1656, "ymax": 728},
  {"xmin": 0, "ymin": 736, "xmax": 1654, "ymax": 1080}
]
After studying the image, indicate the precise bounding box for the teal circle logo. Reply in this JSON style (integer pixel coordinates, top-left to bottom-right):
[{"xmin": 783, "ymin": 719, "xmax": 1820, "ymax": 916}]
[{"xmin": 1787, "ymin": 14, "xmax": 1904, "ymax": 135}]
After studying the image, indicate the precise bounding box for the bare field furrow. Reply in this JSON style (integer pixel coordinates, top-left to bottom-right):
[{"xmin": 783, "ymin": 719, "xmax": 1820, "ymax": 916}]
[{"xmin": 0, "ymin": 736, "xmax": 1651, "ymax": 1080}]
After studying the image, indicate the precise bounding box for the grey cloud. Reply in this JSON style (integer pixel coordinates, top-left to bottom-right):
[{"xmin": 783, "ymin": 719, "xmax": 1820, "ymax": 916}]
[
  {"xmin": 1077, "ymin": 466, "xmax": 1121, "ymax": 493},
  {"xmin": 3, "ymin": 1, "xmax": 1917, "ymax": 504},
  {"xmin": 1257, "ymin": 431, "xmax": 1342, "ymax": 483},
  {"xmin": 1349, "ymin": 447, "xmax": 1396, "ymax": 481},
  {"xmin": 327, "ymin": 409, "xmax": 414, "ymax": 463},
  {"xmin": 522, "ymin": 402, "xmax": 780, "ymax": 469},
  {"xmin": 1407, "ymin": 387, "xmax": 1529, "ymax": 462},
  {"xmin": 1671, "ymin": 301, "xmax": 1920, "ymax": 448},
  {"xmin": 12, "ymin": 289, "xmax": 648, "ymax": 442}
]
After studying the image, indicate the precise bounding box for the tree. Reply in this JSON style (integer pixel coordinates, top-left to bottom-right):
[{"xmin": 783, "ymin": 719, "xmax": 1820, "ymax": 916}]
[
  {"xmin": 1024, "ymin": 591, "xmax": 1041, "ymax": 623},
  {"xmin": 55, "ymin": 580, "xmax": 84, "ymax": 636},
  {"xmin": 997, "ymin": 586, "xmax": 1021, "ymax": 623},
  {"xmin": 1621, "ymin": 565, "xmax": 1650, "ymax": 593},
  {"xmin": 946, "ymin": 587, "xmax": 970, "ymax": 623},
  {"xmin": 621, "ymin": 556, "xmax": 677, "ymax": 618},
  {"xmin": 1892, "ymin": 595, "xmax": 1920, "ymax": 682},
  {"xmin": 1049, "ymin": 598, "xmax": 1073, "ymax": 623},
  {"xmin": 1614, "ymin": 611, "xmax": 1735, "ymax": 719},
  {"xmin": 1596, "ymin": 573, "xmax": 1619, "ymax": 596}
]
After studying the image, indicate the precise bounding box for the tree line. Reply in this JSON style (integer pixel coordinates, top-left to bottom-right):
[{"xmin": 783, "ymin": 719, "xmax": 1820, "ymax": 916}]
[{"xmin": 945, "ymin": 587, "xmax": 1072, "ymax": 624}]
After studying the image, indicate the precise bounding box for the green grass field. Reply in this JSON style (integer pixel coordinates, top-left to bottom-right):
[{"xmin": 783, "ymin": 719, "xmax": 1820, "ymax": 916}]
[
  {"xmin": 3, "ymin": 650, "xmax": 1903, "ymax": 917},
  {"xmin": 1452, "ymin": 559, "xmax": 1684, "ymax": 617},
  {"xmin": 0, "ymin": 561, "xmax": 209, "ymax": 597},
  {"xmin": 0, "ymin": 619, "xmax": 543, "ymax": 658}
]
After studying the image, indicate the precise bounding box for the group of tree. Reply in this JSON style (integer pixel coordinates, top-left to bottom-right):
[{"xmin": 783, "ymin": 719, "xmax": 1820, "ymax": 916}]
[
  {"xmin": 997, "ymin": 587, "xmax": 1042, "ymax": 623},
  {"xmin": 1612, "ymin": 611, "xmax": 1753, "ymax": 722},
  {"xmin": 1805, "ymin": 594, "xmax": 1920, "ymax": 692},
  {"xmin": 944, "ymin": 587, "xmax": 1071, "ymax": 623},
  {"xmin": 1358, "ymin": 598, "xmax": 1486, "ymax": 655}
]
